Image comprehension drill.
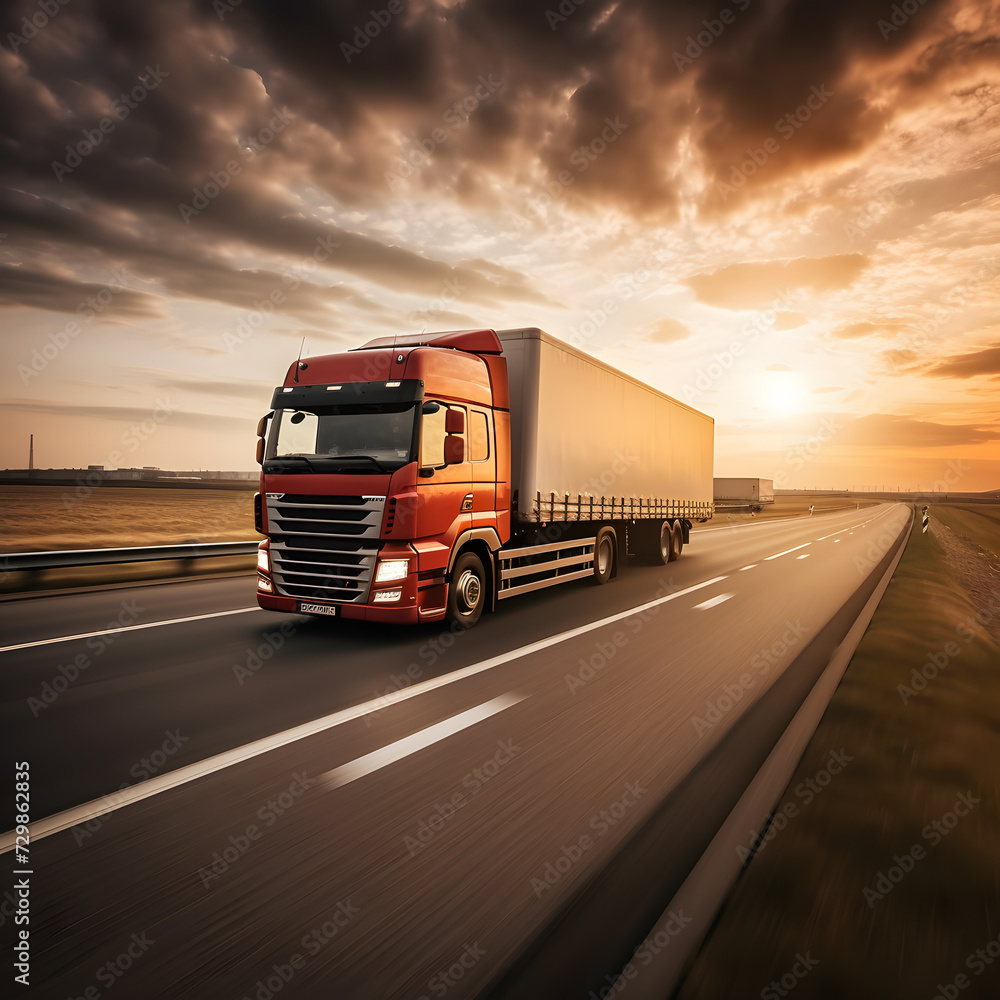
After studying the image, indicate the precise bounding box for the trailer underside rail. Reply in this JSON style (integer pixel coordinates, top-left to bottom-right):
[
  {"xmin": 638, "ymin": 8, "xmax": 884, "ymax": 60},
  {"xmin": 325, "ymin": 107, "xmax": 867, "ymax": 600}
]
[{"xmin": 497, "ymin": 537, "xmax": 596, "ymax": 600}]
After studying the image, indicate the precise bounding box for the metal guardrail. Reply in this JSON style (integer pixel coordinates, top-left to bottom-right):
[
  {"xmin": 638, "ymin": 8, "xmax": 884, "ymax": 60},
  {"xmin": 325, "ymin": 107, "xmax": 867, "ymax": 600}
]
[{"xmin": 0, "ymin": 541, "xmax": 260, "ymax": 571}]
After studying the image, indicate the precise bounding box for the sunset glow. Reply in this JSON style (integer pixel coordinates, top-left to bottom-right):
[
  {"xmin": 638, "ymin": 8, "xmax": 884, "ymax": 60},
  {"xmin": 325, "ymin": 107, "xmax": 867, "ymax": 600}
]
[{"xmin": 1, "ymin": 0, "xmax": 998, "ymax": 490}]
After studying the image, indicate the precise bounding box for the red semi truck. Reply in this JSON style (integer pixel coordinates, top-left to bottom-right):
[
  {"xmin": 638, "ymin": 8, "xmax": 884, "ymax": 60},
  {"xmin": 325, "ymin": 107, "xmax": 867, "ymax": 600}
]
[{"xmin": 254, "ymin": 328, "xmax": 714, "ymax": 628}]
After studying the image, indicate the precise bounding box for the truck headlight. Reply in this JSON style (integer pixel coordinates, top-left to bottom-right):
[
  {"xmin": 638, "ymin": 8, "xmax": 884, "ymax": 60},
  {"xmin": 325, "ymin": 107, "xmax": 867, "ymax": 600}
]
[
  {"xmin": 375, "ymin": 559, "xmax": 409, "ymax": 583},
  {"xmin": 257, "ymin": 576, "xmax": 273, "ymax": 592},
  {"xmin": 257, "ymin": 548, "xmax": 270, "ymax": 572},
  {"xmin": 373, "ymin": 589, "xmax": 403, "ymax": 603}
]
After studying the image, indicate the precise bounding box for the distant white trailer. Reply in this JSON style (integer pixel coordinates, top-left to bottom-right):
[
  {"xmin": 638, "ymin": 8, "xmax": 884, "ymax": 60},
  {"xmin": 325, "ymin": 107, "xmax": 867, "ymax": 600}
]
[{"xmin": 714, "ymin": 477, "xmax": 774, "ymax": 512}]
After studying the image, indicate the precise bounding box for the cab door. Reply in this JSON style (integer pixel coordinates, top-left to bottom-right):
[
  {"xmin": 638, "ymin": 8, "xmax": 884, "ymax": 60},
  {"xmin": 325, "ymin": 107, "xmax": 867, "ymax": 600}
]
[
  {"xmin": 414, "ymin": 400, "xmax": 472, "ymax": 542},
  {"xmin": 469, "ymin": 407, "xmax": 497, "ymax": 530}
]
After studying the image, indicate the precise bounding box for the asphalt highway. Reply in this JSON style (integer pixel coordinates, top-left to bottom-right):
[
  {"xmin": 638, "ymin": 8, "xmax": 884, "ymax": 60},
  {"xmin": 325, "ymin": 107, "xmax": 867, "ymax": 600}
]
[{"xmin": 0, "ymin": 503, "xmax": 910, "ymax": 999}]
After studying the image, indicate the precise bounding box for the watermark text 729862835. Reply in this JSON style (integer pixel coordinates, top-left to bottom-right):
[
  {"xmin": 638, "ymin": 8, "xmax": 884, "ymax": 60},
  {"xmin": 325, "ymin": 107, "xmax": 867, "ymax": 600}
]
[{"xmin": 12, "ymin": 761, "xmax": 32, "ymax": 986}]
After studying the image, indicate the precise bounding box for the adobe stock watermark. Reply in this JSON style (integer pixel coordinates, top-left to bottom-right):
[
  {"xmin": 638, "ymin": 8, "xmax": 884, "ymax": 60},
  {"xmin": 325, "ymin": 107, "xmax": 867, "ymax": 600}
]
[
  {"xmin": 6, "ymin": 0, "xmax": 71, "ymax": 54},
  {"xmin": 71, "ymin": 730, "xmax": 189, "ymax": 846},
  {"xmin": 529, "ymin": 782, "xmax": 647, "ymax": 898},
  {"xmin": 222, "ymin": 235, "xmax": 340, "ymax": 353},
  {"xmin": 597, "ymin": 910, "xmax": 694, "ymax": 1000},
  {"xmin": 18, "ymin": 268, "xmax": 135, "ymax": 384},
  {"xmin": 544, "ymin": 0, "xmax": 587, "ymax": 31},
  {"xmin": 198, "ymin": 772, "xmax": 313, "ymax": 889},
  {"xmin": 692, "ymin": 619, "xmax": 809, "ymax": 737},
  {"xmin": 673, "ymin": 0, "xmax": 751, "ymax": 72},
  {"xmin": 386, "ymin": 75, "xmax": 502, "ymax": 190},
  {"xmin": 562, "ymin": 250, "xmax": 670, "ymax": 352},
  {"xmin": 760, "ymin": 953, "xmax": 819, "ymax": 999},
  {"xmin": 774, "ymin": 416, "xmax": 844, "ymax": 487},
  {"xmin": 52, "ymin": 65, "xmax": 169, "ymax": 180},
  {"xmin": 26, "ymin": 600, "xmax": 143, "ymax": 717},
  {"xmin": 852, "ymin": 516, "xmax": 906, "ymax": 575},
  {"xmin": 69, "ymin": 931, "xmax": 155, "ymax": 999},
  {"xmin": 403, "ymin": 739, "xmax": 521, "ymax": 856},
  {"xmin": 565, "ymin": 573, "xmax": 671, "ymax": 695},
  {"xmin": 237, "ymin": 901, "xmax": 359, "ymax": 1000},
  {"xmin": 862, "ymin": 790, "xmax": 980, "ymax": 908},
  {"xmin": 509, "ymin": 115, "xmax": 628, "ymax": 230},
  {"xmin": 737, "ymin": 750, "xmax": 853, "ymax": 863},
  {"xmin": 178, "ymin": 108, "xmax": 295, "ymax": 223},
  {"xmin": 233, "ymin": 621, "xmax": 299, "ymax": 685},
  {"xmin": 681, "ymin": 288, "xmax": 807, "ymax": 403},
  {"xmin": 715, "ymin": 85, "xmax": 833, "ymax": 201},
  {"xmin": 934, "ymin": 927, "xmax": 1000, "ymax": 999},
  {"xmin": 59, "ymin": 397, "xmax": 179, "ymax": 508},
  {"xmin": 897, "ymin": 598, "xmax": 999, "ymax": 704},
  {"xmin": 415, "ymin": 943, "xmax": 487, "ymax": 1000},
  {"xmin": 877, "ymin": 0, "xmax": 931, "ymax": 42},
  {"xmin": 340, "ymin": 1, "xmax": 410, "ymax": 63}
]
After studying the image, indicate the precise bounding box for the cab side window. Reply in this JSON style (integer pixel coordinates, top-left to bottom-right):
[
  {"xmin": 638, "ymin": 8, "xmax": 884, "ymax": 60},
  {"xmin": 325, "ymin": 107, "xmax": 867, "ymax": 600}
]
[
  {"xmin": 470, "ymin": 410, "xmax": 490, "ymax": 462},
  {"xmin": 420, "ymin": 402, "xmax": 447, "ymax": 467}
]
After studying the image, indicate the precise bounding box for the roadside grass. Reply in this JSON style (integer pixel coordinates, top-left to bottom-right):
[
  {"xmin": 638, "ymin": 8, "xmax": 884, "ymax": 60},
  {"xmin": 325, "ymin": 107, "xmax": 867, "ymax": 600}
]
[
  {"xmin": 674, "ymin": 505, "xmax": 1000, "ymax": 999},
  {"xmin": 0, "ymin": 485, "xmax": 258, "ymax": 552}
]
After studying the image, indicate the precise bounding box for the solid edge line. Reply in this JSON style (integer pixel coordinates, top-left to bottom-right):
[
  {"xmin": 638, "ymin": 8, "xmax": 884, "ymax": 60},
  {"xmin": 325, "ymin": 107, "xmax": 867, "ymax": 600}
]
[
  {"xmin": 623, "ymin": 506, "xmax": 913, "ymax": 1000},
  {"xmin": 320, "ymin": 693, "xmax": 525, "ymax": 789},
  {"xmin": 0, "ymin": 607, "xmax": 262, "ymax": 653},
  {"xmin": 0, "ymin": 574, "xmax": 728, "ymax": 853}
]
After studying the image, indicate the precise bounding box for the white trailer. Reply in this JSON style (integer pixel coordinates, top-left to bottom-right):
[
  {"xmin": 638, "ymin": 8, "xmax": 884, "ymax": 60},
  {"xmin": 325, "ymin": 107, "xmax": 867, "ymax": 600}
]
[{"xmin": 499, "ymin": 328, "xmax": 715, "ymax": 524}]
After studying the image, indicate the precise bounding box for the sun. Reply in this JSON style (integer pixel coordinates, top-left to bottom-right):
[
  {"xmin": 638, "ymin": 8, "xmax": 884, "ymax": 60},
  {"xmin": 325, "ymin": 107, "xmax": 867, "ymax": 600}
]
[{"xmin": 761, "ymin": 370, "xmax": 807, "ymax": 415}]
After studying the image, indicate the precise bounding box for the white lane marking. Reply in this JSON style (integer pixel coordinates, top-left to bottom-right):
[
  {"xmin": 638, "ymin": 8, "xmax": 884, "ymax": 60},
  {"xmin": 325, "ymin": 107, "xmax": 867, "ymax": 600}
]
[
  {"xmin": 0, "ymin": 573, "xmax": 729, "ymax": 853},
  {"xmin": 796, "ymin": 554, "xmax": 811, "ymax": 560},
  {"xmin": 815, "ymin": 528, "xmax": 851, "ymax": 541},
  {"xmin": 764, "ymin": 543, "xmax": 811, "ymax": 561},
  {"xmin": 0, "ymin": 607, "xmax": 262, "ymax": 654},
  {"xmin": 320, "ymin": 693, "xmax": 525, "ymax": 790},
  {"xmin": 834, "ymin": 539, "xmax": 841, "ymax": 543},
  {"xmin": 693, "ymin": 593, "xmax": 734, "ymax": 610},
  {"xmin": 738, "ymin": 564, "xmax": 757, "ymax": 571}
]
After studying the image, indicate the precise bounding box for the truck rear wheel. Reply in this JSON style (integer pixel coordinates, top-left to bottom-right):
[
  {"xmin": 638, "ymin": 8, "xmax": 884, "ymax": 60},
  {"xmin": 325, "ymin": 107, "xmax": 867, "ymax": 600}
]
[
  {"xmin": 592, "ymin": 529, "xmax": 615, "ymax": 584},
  {"xmin": 446, "ymin": 551, "xmax": 486, "ymax": 629},
  {"xmin": 668, "ymin": 522, "xmax": 682, "ymax": 561}
]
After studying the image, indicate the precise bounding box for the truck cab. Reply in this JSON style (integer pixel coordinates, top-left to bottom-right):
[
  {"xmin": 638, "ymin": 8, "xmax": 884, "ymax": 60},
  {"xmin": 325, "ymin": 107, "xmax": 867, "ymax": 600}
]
[{"xmin": 255, "ymin": 329, "xmax": 509, "ymax": 625}]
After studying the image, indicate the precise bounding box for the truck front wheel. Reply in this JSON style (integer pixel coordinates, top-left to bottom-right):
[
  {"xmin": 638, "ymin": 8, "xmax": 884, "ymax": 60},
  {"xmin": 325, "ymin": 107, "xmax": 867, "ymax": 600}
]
[{"xmin": 446, "ymin": 551, "xmax": 486, "ymax": 629}]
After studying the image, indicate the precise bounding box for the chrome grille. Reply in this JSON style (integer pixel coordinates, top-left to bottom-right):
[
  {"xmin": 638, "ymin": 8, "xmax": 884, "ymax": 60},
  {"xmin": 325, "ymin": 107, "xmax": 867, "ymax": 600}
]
[{"xmin": 265, "ymin": 494, "xmax": 385, "ymax": 603}]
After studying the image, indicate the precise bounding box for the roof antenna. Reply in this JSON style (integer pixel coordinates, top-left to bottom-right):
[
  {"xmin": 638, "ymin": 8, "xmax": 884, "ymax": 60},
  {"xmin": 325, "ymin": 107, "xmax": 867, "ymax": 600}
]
[{"xmin": 293, "ymin": 336, "xmax": 306, "ymax": 383}]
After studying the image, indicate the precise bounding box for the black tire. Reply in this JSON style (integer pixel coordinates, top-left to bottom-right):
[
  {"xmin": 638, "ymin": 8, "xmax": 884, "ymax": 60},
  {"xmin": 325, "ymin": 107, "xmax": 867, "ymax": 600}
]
[
  {"xmin": 652, "ymin": 521, "xmax": 672, "ymax": 565},
  {"xmin": 592, "ymin": 528, "xmax": 615, "ymax": 584},
  {"xmin": 446, "ymin": 551, "xmax": 486, "ymax": 629},
  {"xmin": 668, "ymin": 522, "xmax": 682, "ymax": 562}
]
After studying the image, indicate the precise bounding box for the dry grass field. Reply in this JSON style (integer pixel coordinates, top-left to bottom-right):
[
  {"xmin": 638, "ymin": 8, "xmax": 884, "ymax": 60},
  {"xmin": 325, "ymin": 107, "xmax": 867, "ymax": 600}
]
[{"xmin": 0, "ymin": 485, "xmax": 259, "ymax": 553}]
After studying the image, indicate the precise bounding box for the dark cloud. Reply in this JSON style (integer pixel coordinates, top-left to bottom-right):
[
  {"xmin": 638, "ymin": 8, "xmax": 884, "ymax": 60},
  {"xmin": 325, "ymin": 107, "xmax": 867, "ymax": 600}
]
[
  {"xmin": 927, "ymin": 343, "xmax": 1000, "ymax": 378},
  {"xmin": 0, "ymin": 264, "xmax": 164, "ymax": 318}
]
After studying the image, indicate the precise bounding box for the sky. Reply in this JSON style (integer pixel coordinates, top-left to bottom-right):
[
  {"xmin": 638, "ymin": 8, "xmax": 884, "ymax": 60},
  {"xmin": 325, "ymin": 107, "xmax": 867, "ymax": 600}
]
[{"xmin": 1, "ymin": 0, "xmax": 999, "ymax": 491}]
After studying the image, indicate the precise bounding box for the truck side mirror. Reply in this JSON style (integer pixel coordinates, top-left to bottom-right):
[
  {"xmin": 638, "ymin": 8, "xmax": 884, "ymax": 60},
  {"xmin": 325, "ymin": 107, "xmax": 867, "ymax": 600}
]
[
  {"xmin": 445, "ymin": 408, "xmax": 465, "ymax": 434},
  {"xmin": 444, "ymin": 435, "xmax": 465, "ymax": 465},
  {"xmin": 255, "ymin": 411, "xmax": 273, "ymax": 466}
]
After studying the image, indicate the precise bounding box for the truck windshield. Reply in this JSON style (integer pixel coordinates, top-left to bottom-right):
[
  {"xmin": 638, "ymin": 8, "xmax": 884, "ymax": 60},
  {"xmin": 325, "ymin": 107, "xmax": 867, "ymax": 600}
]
[{"xmin": 264, "ymin": 403, "xmax": 417, "ymax": 473}]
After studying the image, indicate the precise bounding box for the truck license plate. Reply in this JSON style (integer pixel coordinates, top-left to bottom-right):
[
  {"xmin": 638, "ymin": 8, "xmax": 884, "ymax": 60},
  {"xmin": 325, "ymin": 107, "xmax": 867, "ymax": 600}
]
[{"xmin": 298, "ymin": 602, "xmax": 337, "ymax": 616}]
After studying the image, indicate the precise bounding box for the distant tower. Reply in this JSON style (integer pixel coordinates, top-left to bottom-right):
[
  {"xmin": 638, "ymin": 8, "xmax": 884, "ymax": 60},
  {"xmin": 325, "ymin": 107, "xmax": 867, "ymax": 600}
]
[{"xmin": 29, "ymin": 434, "xmax": 34, "ymax": 472}]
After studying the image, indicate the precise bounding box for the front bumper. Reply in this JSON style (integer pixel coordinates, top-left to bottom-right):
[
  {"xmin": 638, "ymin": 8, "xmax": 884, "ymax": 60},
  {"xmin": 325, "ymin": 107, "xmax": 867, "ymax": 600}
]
[{"xmin": 256, "ymin": 570, "xmax": 448, "ymax": 624}]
